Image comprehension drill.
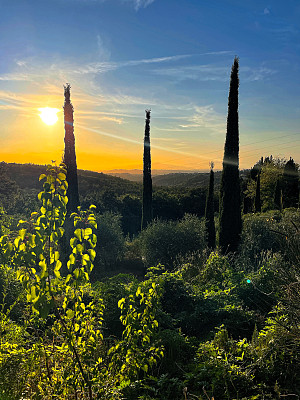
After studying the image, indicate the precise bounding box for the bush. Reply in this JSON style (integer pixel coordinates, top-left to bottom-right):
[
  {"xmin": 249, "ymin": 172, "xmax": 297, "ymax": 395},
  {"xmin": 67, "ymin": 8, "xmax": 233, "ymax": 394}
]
[
  {"xmin": 239, "ymin": 213, "xmax": 281, "ymax": 269},
  {"xmin": 140, "ymin": 214, "xmax": 206, "ymax": 269},
  {"xmin": 92, "ymin": 212, "xmax": 126, "ymax": 279},
  {"xmin": 93, "ymin": 273, "xmax": 138, "ymax": 338}
]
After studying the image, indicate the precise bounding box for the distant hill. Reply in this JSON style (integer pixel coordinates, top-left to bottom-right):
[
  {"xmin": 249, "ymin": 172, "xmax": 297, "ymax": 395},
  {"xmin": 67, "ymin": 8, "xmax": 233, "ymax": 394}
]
[
  {"xmin": 108, "ymin": 173, "xmax": 143, "ymax": 182},
  {"xmin": 2, "ymin": 162, "xmax": 250, "ymax": 194},
  {"xmin": 106, "ymin": 171, "xmax": 223, "ymax": 188},
  {"xmin": 2, "ymin": 162, "xmax": 141, "ymax": 197},
  {"xmin": 153, "ymin": 172, "xmax": 221, "ymax": 187},
  {"xmin": 104, "ymin": 168, "xmax": 209, "ymax": 183}
]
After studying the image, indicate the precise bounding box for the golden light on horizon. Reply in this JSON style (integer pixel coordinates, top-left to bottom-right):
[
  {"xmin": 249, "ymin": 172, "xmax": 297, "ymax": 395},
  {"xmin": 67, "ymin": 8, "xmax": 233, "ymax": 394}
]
[{"xmin": 38, "ymin": 107, "xmax": 60, "ymax": 125}]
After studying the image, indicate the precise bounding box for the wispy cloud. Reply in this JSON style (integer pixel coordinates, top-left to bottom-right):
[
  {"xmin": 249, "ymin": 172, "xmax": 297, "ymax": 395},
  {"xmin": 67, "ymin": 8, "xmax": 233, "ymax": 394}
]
[
  {"xmin": 77, "ymin": 112, "xmax": 124, "ymax": 124},
  {"xmin": 0, "ymin": 73, "xmax": 32, "ymax": 81},
  {"xmin": 152, "ymin": 64, "xmax": 229, "ymax": 82},
  {"xmin": 155, "ymin": 104, "xmax": 225, "ymax": 135},
  {"xmin": 182, "ymin": 105, "xmax": 225, "ymax": 134},
  {"xmin": 263, "ymin": 7, "xmax": 270, "ymax": 15},
  {"xmin": 0, "ymin": 51, "xmax": 233, "ymax": 84},
  {"xmin": 57, "ymin": 0, "xmax": 155, "ymax": 11},
  {"xmin": 242, "ymin": 66, "xmax": 276, "ymax": 81},
  {"xmin": 72, "ymin": 54, "xmax": 191, "ymax": 75},
  {"xmin": 77, "ymin": 122, "xmax": 220, "ymax": 162},
  {"xmin": 96, "ymin": 34, "xmax": 111, "ymax": 60},
  {"xmin": 152, "ymin": 63, "xmax": 277, "ymax": 83},
  {"xmin": 130, "ymin": 0, "xmax": 155, "ymax": 11}
]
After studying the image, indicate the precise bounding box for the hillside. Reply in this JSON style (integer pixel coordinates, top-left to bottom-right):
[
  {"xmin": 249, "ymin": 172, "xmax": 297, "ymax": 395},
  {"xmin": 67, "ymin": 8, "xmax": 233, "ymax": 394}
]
[
  {"xmin": 2, "ymin": 162, "xmax": 141, "ymax": 197},
  {"xmin": 107, "ymin": 170, "xmax": 250, "ymax": 188},
  {"xmin": 2, "ymin": 162, "xmax": 226, "ymax": 191}
]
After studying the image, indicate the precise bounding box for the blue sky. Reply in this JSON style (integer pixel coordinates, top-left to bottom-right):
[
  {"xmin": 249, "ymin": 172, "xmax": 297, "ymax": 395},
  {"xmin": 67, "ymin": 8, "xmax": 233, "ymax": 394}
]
[{"xmin": 0, "ymin": 0, "xmax": 299, "ymax": 171}]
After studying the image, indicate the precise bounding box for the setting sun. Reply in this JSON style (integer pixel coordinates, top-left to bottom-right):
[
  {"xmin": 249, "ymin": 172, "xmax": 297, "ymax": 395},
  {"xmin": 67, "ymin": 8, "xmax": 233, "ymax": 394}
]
[{"xmin": 38, "ymin": 107, "xmax": 60, "ymax": 125}]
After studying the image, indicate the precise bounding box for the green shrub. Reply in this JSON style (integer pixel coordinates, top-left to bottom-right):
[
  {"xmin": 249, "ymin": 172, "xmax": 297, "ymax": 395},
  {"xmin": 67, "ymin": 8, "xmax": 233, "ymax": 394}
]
[
  {"xmin": 140, "ymin": 214, "xmax": 206, "ymax": 269},
  {"xmin": 93, "ymin": 273, "xmax": 138, "ymax": 338},
  {"xmin": 92, "ymin": 212, "xmax": 126, "ymax": 279},
  {"xmin": 239, "ymin": 213, "xmax": 281, "ymax": 269}
]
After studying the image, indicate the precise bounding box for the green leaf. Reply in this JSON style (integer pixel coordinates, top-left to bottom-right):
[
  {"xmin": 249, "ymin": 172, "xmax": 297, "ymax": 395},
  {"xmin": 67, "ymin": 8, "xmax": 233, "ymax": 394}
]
[
  {"xmin": 118, "ymin": 298, "xmax": 125, "ymax": 309},
  {"xmin": 18, "ymin": 219, "xmax": 28, "ymax": 226},
  {"xmin": 19, "ymin": 228, "xmax": 27, "ymax": 241},
  {"xmin": 70, "ymin": 237, "xmax": 77, "ymax": 248},
  {"xmin": 68, "ymin": 253, "xmax": 75, "ymax": 265},
  {"xmin": 57, "ymin": 172, "xmax": 66, "ymax": 181},
  {"xmin": 76, "ymin": 244, "xmax": 84, "ymax": 254},
  {"xmin": 91, "ymin": 234, "xmax": 97, "ymax": 245},
  {"xmin": 54, "ymin": 260, "xmax": 62, "ymax": 271},
  {"xmin": 83, "ymin": 227, "xmax": 92, "ymax": 238},
  {"xmin": 143, "ymin": 364, "xmax": 148, "ymax": 372},
  {"xmin": 74, "ymin": 229, "xmax": 82, "ymax": 241},
  {"xmin": 88, "ymin": 249, "xmax": 96, "ymax": 260},
  {"xmin": 31, "ymin": 285, "xmax": 37, "ymax": 301},
  {"xmin": 88, "ymin": 220, "xmax": 97, "ymax": 229},
  {"xmin": 54, "ymin": 269, "xmax": 61, "ymax": 278},
  {"xmin": 66, "ymin": 309, "xmax": 74, "ymax": 319}
]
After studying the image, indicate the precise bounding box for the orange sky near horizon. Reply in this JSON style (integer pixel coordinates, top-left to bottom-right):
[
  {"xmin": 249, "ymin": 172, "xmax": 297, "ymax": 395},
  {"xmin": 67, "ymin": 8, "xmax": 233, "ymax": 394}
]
[
  {"xmin": 0, "ymin": 92, "xmax": 222, "ymax": 172},
  {"xmin": 1, "ymin": 88, "xmax": 299, "ymax": 174}
]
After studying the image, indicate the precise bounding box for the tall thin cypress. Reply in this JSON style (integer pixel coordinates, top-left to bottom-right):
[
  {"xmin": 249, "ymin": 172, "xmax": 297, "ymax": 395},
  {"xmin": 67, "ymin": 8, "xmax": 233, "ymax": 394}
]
[
  {"xmin": 282, "ymin": 157, "xmax": 299, "ymax": 209},
  {"xmin": 255, "ymin": 173, "xmax": 261, "ymax": 213},
  {"xmin": 274, "ymin": 178, "xmax": 282, "ymax": 211},
  {"xmin": 219, "ymin": 57, "xmax": 242, "ymax": 253},
  {"xmin": 63, "ymin": 83, "xmax": 79, "ymax": 215},
  {"xmin": 205, "ymin": 162, "xmax": 216, "ymax": 249},
  {"xmin": 141, "ymin": 110, "xmax": 153, "ymax": 229}
]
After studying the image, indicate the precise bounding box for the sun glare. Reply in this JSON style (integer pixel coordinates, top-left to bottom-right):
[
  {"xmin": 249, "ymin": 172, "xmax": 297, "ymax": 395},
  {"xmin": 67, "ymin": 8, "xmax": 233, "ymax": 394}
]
[{"xmin": 38, "ymin": 107, "xmax": 60, "ymax": 125}]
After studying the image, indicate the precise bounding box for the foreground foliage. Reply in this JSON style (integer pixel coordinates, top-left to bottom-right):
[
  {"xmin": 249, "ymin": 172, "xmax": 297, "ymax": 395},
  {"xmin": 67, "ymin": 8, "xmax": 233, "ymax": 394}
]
[{"xmin": 0, "ymin": 164, "xmax": 163, "ymax": 399}]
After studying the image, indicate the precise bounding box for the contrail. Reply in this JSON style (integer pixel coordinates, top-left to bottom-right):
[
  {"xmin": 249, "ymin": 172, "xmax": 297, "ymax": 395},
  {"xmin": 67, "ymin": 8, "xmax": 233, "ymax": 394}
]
[{"xmin": 76, "ymin": 123, "xmax": 222, "ymax": 162}]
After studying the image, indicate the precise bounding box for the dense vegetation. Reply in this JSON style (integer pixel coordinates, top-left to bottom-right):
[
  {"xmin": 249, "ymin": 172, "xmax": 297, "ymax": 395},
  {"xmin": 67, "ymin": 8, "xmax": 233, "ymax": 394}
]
[{"xmin": 0, "ymin": 153, "xmax": 299, "ymax": 400}]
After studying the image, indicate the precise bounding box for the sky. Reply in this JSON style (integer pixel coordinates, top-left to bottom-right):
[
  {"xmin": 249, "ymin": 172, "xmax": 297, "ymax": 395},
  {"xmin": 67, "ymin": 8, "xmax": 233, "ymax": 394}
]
[{"xmin": 0, "ymin": 0, "xmax": 299, "ymax": 172}]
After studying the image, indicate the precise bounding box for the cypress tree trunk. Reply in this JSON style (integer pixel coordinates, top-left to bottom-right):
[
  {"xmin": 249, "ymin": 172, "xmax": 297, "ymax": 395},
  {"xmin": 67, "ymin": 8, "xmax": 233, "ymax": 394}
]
[
  {"xmin": 141, "ymin": 110, "xmax": 153, "ymax": 230},
  {"xmin": 255, "ymin": 173, "xmax": 261, "ymax": 212},
  {"xmin": 274, "ymin": 178, "xmax": 282, "ymax": 211},
  {"xmin": 205, "ymin": 164, "xmax": 216, "ymax": 249},
  {"xmin": 282, "ymin": 157, "xmax": 299, "ymax": 209},
  {"xmin": 63, "ymin": 84, "xmax": 79, "ymax": 215},
  {"xmin": 219, "ymin": 57, "xmax": 242, "ymax": 253}
]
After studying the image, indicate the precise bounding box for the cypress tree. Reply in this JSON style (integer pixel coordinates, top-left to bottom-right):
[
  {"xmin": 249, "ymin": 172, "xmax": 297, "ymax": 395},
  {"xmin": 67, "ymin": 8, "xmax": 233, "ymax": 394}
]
[
  {"xmin": 219, "ymin": 57, "xmax": 242, "ymax": 253},
  {"xmin": 63, "ymin": 84, "xmax": 79, "ymax": 215},
  {"xmin": 282, "ymin": 157, "xmax": 299, "ymax": 208},
  {"xmin": 141, "ymin": 109, "xmax": 153, "ymax": 230},
  {"xmin": 255, "ymin": 173, "xmax": 261, "ymax": 212},
  {"xmin": 274, "ymin": 178, "xmax": 282, "ymax": 211},
  {"xmin": 205, "ymin": 162, "xmax": 216, "ymax": 249}
]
